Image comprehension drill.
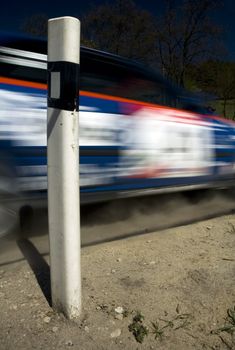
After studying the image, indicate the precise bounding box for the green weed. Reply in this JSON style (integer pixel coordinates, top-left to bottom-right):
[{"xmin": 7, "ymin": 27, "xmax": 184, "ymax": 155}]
[{"xmin": 128, "ymin": 311, "xmax": 149, "ymax": 343}]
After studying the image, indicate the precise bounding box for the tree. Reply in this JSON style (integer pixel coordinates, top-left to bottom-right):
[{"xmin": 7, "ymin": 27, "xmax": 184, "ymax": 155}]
[
  {"xmin": 155, "ymin": 0, "xmax": 224, "ymax": 87},
  {"xmin": 217, "ymin": 63, "xmax": 235, "ymax": 118},
  {"xmin": 193, "ymin": 60, "xmax": 235, "ymax": 118},
  {"xmin": 81, "ymin": 0, "xmax": 157, "ymax": 64},
  {"xmin": 21, "ymin": 1, "xmax": 226, "ymax": 94},
  {"xmin": 21, "ymin": 2, "xmax": 157, "ymax": 65},
  {"xmin": 21, "ymin": 14, "xmax": 48, "ymax": 37}
]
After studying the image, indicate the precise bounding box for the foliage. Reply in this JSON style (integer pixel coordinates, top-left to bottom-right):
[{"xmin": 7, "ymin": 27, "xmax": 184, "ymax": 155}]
[
  {"xmin": 21, "ymin": 13, "xmax": 48, "ymax": 37},
  {"xmin": 151, "ymin": 321, "xmax": 165, "ymax": 340},
  {"xmin": 128, "ymin": 309, "xmax": 191, "ymax": 343},
  {"xmin": 81, "ymin": 0, "xmax": 157, "ymax": 64},
  {"xmin": 128, "ymin": 311, "xmax": 149, "ymax": 343},
  {"xmin": 21, "ymin": 1, "xmax": 224, "ymax": 79},
  {"xmin": 190, "ymin": 60, "xmax": 235, "ymax": 118},
  {"xmin": 151, "ymin": 313, "xmax": 191, "ymax": 340},
  {"xmin": 20, "ymin": 1, "xmax": 235, "ymax": 118},
  {"xmin": 154, "ymin": 0, "xmax": 224, "ymax": 86}
]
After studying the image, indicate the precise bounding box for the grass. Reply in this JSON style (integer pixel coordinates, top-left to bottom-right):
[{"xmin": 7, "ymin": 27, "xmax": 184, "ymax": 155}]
[
  {"xmin": 128, "ymin": 309, "xmax": 191, "ymax": 343},
  {"xmin": 151, "ymin": 321, "xmax": 165, "ymax": 340},
  {"xmin": 150, "ymin": 313, "xmax": 191, "ymax": 342}
]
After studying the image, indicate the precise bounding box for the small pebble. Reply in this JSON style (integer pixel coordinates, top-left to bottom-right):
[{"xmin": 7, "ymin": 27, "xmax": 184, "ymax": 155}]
[
  {"xmin": 43, "ymin": 316, "xmax": 51, "ymax": 323},
  {"xmin": 52, "ymin": 326, "xmax": 58, "ymax": 333},
  {"xmin": 115, "ymin": 306, "xmax": 124, "ymax": 314},
  {"xmin": 110, "ymin": 329, "xmax": 121, "ymax": 338},
  {"xmin": 115, "ymin": 314, "xmax": 123, "ymax": 321},
  {"xmin": 84, "ymin": 326, "xmax": 89, "ymax": 333}
]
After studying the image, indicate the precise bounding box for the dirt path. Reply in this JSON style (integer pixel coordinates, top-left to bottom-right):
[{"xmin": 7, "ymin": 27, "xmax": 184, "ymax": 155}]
[{"xmin": 1, "ymin": 214, "xmax": 235, "ymax": 349}]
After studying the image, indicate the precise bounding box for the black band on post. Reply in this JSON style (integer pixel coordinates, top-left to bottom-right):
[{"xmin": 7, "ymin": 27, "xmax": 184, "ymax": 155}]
[{"xmin": 48, "ymin": 61, "xmax": 80, "ymax": 111}]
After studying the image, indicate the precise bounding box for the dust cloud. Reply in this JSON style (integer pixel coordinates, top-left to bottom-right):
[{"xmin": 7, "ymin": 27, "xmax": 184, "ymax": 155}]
[
  {"xmin": 81, "ymin": 189, "xmax": 235, "ymax": 245},
  {"xmin": 1, "ymin": 188, "xmax": 235, "ymax": 266}
]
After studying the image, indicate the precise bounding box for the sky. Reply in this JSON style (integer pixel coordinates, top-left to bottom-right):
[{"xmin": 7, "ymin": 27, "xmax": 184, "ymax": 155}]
[{"xmin": 1, "ymin": 0, "xmax": 235, "ymax": 59}]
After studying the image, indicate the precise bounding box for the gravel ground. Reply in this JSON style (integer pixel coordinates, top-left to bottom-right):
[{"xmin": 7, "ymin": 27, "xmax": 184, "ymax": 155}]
[{"xmin": 1, "ymin": 214, "xmax": 235, "ymax": 349}]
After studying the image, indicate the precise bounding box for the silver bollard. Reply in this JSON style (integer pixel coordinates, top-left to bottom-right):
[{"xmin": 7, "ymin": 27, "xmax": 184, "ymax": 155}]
[{"xmin": 47, "ymin": 16, "xmax": 81, "ymax": 318}]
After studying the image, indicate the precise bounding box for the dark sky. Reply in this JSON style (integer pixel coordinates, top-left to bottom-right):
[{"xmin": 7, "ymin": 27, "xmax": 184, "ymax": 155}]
[{"xmin": 1, "ymin": 0, "xmax": 235, "ymax": 59}]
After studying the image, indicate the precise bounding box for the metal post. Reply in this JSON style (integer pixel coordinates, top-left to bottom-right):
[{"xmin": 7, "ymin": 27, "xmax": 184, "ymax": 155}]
[{"xmin": 47, "ymin": 17, "xmax": 81, "ymax": 318}]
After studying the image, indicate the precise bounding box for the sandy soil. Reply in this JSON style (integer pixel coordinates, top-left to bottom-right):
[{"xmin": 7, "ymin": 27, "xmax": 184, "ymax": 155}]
[{"xmin": 0, "ymin": 211, "xmax": 235, "ymax": 350}]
